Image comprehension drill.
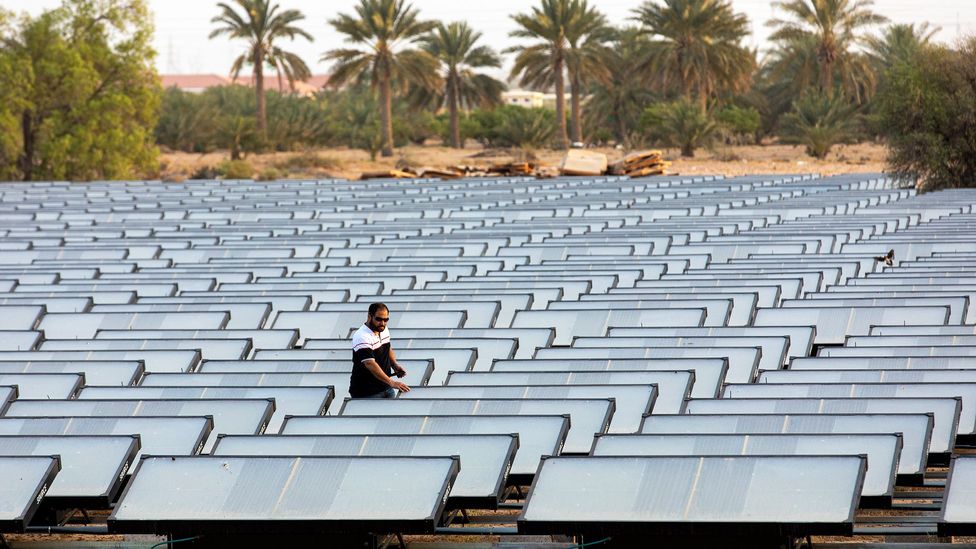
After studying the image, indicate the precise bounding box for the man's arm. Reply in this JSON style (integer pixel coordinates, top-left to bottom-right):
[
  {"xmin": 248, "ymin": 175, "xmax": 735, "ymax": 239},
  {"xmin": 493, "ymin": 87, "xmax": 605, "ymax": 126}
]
[
  {"xmin": 363, "ymin": 358, "xmax": 410, "ymax": 392},
  {"xmin": 389, "ymin": 346, "xmax": 407, "ymax": 377}
]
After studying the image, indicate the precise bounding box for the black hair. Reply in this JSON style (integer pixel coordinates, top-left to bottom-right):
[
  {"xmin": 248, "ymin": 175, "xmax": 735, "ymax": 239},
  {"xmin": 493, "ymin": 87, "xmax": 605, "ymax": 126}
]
[{"xmin": 368, "ymin": 302, "xmax": 389, "ymax": 317}]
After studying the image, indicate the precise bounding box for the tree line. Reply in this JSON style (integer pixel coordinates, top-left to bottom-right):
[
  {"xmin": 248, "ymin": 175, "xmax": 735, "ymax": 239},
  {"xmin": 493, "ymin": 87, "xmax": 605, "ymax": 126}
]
[{"xmin": 1, "ymin": 0, "xmax": 974, "ymax": 190}]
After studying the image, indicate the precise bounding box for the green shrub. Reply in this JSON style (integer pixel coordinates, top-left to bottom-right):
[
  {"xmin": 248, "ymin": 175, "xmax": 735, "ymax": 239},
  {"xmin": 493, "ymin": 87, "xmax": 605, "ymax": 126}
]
[
  {"xmin": 716, "ymin": 105, "xmax": 761, "ymax": 144},
  {"xmin": 257, "ymin": 167, "xmax": 283, "ymax": 181},
  {"xmin": 778, "ymin": 92, "xmax": 861, "ymax": 159},
  {"xmin": 641, "ymin": 100, "xmax": 721, "ymax": 157},
  {"xmin": 467, "ymin": 106, "xmax": 555, "ymax": 149},
  {"xmin": 876, "ymin": 38, "xmax": 976, "ymax": 191},
  {"xmin": 275, "ymin": 152, "xmax": 341, "ymax": 171},
  {"xmin": 189, "ymin": 165, "xmax": 220, "ymax": 180},
  {"xmin": 218, "ymin": 159, "xmax": 254, "ymax": 180}
]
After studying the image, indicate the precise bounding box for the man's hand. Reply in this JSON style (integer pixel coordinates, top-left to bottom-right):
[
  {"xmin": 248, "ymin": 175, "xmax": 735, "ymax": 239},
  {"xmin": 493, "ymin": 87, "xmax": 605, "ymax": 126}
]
[
  {"xmin": 391, "ymin": 380, "xmax": 410, "ymax": 393},
  {"xmin": 392, "ymin": 363, "xmax": 407, "ymax": 378}
]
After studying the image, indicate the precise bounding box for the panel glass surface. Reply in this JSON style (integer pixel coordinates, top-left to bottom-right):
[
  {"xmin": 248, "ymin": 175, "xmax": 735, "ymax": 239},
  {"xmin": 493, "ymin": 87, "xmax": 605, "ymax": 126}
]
[
  {"xmin": 110, "ymin": 456, "xmax": 456, "ymax": 525},
  {"xmin": 512, "ymin": 309, "xmax": 706, "ymax": 345},
  {"xmin": 213, "ymin": 434, "xmax": 516, "ymax": 505},
  {"xmin": 77, "ymin": 386, "xmax": 332, "ymax": 433},
  {"xmin": 639, "ymin": 413, "xmax": 932, "ymax": 475},
  {"xmin": 592, "ymin": 433, "xmax": 897, "ymax": 498},
  {"xmin": 281, "ymin": 415, "xmax": 567, "ymax": 478},
  {"xmin": 534, "ymin": 347, "xmax": 759, "ymax": 384},
  {"xmin": 0, "ymin": 416, "xmax": 210, "ymax": 461},
  {"xmin": 520, "ymin": 456, "xmax": 863, "ymax": 524},
  {"xmin": 340, "ymin": 398, "xmax": 611, "ymax": 453},
  {"xmin": 0, "ymin": 435, "xmax": 137, "ymax": 502}
]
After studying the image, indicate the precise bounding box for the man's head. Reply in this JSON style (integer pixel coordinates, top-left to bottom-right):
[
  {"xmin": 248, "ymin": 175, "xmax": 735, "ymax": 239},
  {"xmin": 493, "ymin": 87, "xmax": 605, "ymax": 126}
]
[{"xmin": 366, "ymin": 302, "xmax": 390, "ymax": 332}]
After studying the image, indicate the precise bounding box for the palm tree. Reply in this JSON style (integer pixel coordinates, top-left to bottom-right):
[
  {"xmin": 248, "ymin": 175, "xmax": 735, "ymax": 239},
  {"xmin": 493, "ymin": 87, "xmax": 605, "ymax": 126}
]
[
  {"xmin": 419, "ymin": 22, "xmax": 505, "ymax": 149},
  {"xmin": 565, "ymin": 5, "xmax": 613, "ymax": 143},
  {"xmin": 209, "ymin": 0, "xmax": 313, "ymax": 134},
  {"xmin": 866, "ymin": 23, "xmax": 938, "ymax": 71},
  {"xmin": 324, "ymin": 0, "xmax": 438, "ymax": 157},
  {"xmin": 768, "ymin": 0, "xmax": 888, "ymax": 98},
  {"xmin": 633, "ymin": 0, "xmax": 755, "ymax": 109},
  {"xmin": 583, "ymin": 27, "xmax": 656, "ymax": 146},
  {"xmin": 508, "ymin": 0, "xmax": 585, "ymax": 150}
]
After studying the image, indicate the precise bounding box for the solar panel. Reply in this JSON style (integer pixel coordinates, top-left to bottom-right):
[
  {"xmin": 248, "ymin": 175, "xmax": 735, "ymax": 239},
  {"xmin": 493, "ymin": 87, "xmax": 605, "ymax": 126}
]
[
  {"xmin": 0, "ymin": 385, "xmax": 15, "ymax": 413},
  {"xmin": 0, "ymin": 417, "xmax": 212, "ymax": 460},
  {"xmin": 607, "ymin": 326, "xmax": 814, "ymax": 362},
  {"xmin": 518, "ymin": 455, "xmax": 865, "ymax": 538},
  {"xmin": 95, "ymin": 329, "xmax": 299, "ymax": 350},
  {"xmin": 534, "ymin": 346, "xmax": 759, "ymax": 384},
  {"xmin": 548, "ymin": 299, "xmax": 732, "ymax": 327},
  {"xmin": 513, "ymin": 309, "xmax": 706, "ymax": 345},
  {"xmin": 639, "ymin": 413, "xmax": 933, "ymax": 483},
  {"xmin": 940, "ymin": 456, "xmax": 976, "ymax": 535},
  {"xmin": 820, "ymin": 345, "xmax": 976, "ymax": 358},
  {"xmin": 197, "ymin": 359, "xmax": 434, "ymax": 388},
  {"xmin": 489, "ymin": 359, "xmax": 727, "ymax": 398},
  {"xmin": 316, "ymin": 301, "xmax": 500, "ymax": 328},
  {"xmin": 399, "ymin": 384, "xmax": 659, "ymax": 429},
  {"xmin": 77, "ymin": 386, "xmax": 332, "ymax": 434},
  {"xmin": 0, "ymin": 350, "xmax": 199, "ymax": 373},
  {"xmin": 0, "ymin": 331, "xmax": 40, "ymax": 351},
  {"xmin": 722, "ymin": 382, "xmax": 976, "ymax": 435},
  {"xmin": 0, "ymin": 373, "xmax": 83, "ymax": 399},
  {"xmin": 684, "ymin": 397, "xmax": 957, "ymax": 461},
  {"xmin": 89, "ymin": 303, "xmax": 272, "ymax": 329},
  {"xmin": 212, "ymin": 434, "xmax": 517, "ymax": 509},
  {"xmin": 791, "ymin": 356, "xmax": 976, "ymax": 372},
  {"xmin": 0, "ymin": 306, "xmax": 43, "ymax": 331},
  {"xmin": 281, "ymin": 414, "xmax": 568, "ymax": 483},
  {"xmin": 339, "ymin": 398, "xmax": 612, "ymax": 454},
  {"xmin": 591, "ymin": 433, "xmax": 898, "ymax": 505},
  {"xmin": 392, "ymin": 328, "xmax": 553, "ymax": 360},
  {"xmin": 5, "ymin": 399, "xmax": 274, "ymax": 452},
  {"xmin": 0, "ymin": 456, "xmax": 61, "ymax": 532},
  {"xmin": 446, "ymin": 370, "xmax": 701, "ymax": 410},
  {"xmin": 273, "ymin": 311, "xmax": 466, "ymax": 344},
  {"xmin": 0, "ymin": 435, "xmax": 139, "ymax": 508},
  {"xmin": 39, "ymin": 338, "xmax": 251, "ymax": 361},
  {"xmin": 253, "ymin": 348, "xmax": 477, "ymax": 380},
  {"xmin": 37, "ymin": 311, "xmax": 230, "ymax": 339},
  {"xmin": 109, "ymin": 456, "xmax": 458, "ymax": 535},
  {"xmin": 575, "ymin": 335, "xmax": 787, "ymax": 373},
  {"xmin": 303, "ymin": 337, "xmax": 515, "ymax": 378},
  {"xmin": 753, "ymin": 306, "xmax": 950, "ymax": 345}
]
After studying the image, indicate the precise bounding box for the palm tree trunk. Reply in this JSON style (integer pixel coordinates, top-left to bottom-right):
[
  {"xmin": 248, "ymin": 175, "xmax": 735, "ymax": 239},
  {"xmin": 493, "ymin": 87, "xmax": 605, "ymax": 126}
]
[
  {"xmin": 569, "ymin": 73, "xmax": 582, "ymax": 144},
  {"xmin": 255, "ymin": 50, "xmax": 267, "ymax": 134},
  {"xmin": 822, "ymin": 60, "xmax": 834, "ymax": 97},
  {"xmin": 553, "ymin": 55, "xmax": 569, "ymax": 150},
  {"xmin": 448, "ymin": 74, "xmax": 461, "ymax": 149},
  {"xmin": 20, "ymin": 110, "xmax": 34, "ymax": 182},
  {"xmin": 380, "ymin": 72, "xmax": 395, "ymax": 157}
]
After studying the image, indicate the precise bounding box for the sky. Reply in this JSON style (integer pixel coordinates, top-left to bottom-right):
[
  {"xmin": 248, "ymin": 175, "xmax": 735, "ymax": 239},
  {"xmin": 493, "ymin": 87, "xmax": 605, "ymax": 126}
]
[{"xmin": 2, "ymin": 0, "xmax": 973, "ymax": 79}]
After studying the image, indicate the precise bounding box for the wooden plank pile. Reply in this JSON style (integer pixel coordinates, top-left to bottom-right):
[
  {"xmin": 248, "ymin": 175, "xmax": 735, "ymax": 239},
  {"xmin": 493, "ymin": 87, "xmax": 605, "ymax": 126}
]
[
  {"xmin": 359, "ymin": 149, "xmax": 671, "ymax": 180},
  {"xmin": 609, "ymin": 150, "xmax": 671, "ymax": 177}
]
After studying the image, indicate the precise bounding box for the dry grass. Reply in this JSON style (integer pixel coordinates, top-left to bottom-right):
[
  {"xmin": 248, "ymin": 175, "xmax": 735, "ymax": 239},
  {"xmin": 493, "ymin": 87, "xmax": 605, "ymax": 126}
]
[{"xmin": 159, "ymin": 142, "xmax": 889, "ymax": 182}]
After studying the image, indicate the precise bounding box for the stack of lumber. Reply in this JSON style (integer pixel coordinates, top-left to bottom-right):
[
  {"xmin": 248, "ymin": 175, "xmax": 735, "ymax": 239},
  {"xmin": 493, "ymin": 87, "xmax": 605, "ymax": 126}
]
[
  {"xmin": 489, "ymin": 161, "xmax": 535, "ymax": 176},
  {"xmin": 359, "ymin": 169, "xmax": 417, "ymax": 180},
  {"xmin": 609, "ymin": 150, "xmax": 670, "ymax": 176},
  {"xmin": 560, "ymin": 150, "xmax": 608, "ymax": 176}
]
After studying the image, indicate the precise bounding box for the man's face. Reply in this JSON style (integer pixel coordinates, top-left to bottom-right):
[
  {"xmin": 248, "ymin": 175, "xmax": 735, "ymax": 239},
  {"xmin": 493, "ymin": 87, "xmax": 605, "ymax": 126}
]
[{"xmin": 367, "ymin": 309, "xmax": 390, "ymax": 332}]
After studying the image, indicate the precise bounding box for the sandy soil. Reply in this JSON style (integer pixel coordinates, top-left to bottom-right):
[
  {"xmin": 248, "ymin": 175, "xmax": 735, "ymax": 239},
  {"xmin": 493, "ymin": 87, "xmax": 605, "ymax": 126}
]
[{"xmin": 159, "ymin": 142, "xmax": 889, "ymax": 182}]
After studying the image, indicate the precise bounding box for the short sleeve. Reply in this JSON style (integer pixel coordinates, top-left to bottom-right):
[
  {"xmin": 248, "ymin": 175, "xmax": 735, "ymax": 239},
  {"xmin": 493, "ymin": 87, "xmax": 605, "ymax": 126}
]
[{"xmin": 353, "ymin": 346, "xmax": 376, "ymax": 364}]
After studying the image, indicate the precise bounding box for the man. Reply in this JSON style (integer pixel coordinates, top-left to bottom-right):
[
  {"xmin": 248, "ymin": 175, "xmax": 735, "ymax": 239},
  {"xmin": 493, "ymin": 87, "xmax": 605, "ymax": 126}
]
[{"xmin": 349, "ymin": 302, "xmax": 410, "ymax": 398}]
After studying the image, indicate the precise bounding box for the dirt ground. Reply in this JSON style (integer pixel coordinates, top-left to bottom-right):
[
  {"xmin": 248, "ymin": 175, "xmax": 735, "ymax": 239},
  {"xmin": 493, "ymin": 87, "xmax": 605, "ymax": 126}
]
[{"xmin": 159, "ymin": 142, "xmax": 890, "ymax": 182}]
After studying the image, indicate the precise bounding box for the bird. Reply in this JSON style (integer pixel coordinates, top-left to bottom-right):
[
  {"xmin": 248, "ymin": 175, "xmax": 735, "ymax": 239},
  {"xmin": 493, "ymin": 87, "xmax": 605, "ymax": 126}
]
[{"xmin": 873, "ymin": 249, "xmax": 895, "ymax": 266}]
